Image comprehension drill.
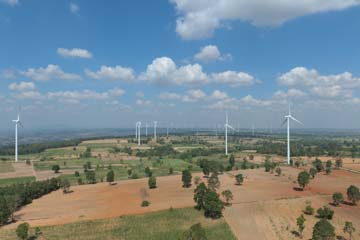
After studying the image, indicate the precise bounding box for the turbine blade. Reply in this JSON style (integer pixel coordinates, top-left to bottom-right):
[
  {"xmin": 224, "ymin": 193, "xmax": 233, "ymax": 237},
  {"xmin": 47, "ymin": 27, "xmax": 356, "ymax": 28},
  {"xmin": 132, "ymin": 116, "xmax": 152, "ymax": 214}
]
[
  {"xmin": 19, "ymin": 121, "xmax": 24, "ymax": 128},
  {"xmin": 281, "ymin": 118, "xmax": 288, "ymax": 127},
  {"xmin": 289, "ymin": 116, "xmax": 303, "ymax": 125}
]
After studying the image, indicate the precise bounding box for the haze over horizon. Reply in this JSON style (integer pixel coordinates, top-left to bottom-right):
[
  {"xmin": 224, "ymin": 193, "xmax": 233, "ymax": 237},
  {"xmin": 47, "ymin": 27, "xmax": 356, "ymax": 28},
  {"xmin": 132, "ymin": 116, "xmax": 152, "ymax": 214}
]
[{"xmin": 1, "ymin": 0, "xmax": 360, "ymax": 130}]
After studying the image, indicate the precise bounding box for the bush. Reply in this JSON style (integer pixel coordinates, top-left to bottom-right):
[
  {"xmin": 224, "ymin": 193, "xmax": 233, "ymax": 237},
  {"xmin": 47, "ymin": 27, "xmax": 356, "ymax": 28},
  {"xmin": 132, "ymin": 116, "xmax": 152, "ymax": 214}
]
[
  {"xmin": 145, "ymin": 167, "xmax": 152, "ymax": 177},
  {"xmin": 0, "ymin": 197, "xmax": 11, "ymax": 225},
  {"xmin": 317, "ymin": 206, "xmax": 334, "ymax": 220},
  {"xmin": 275, "ymin": 167, "xmax": 282, "ymax": 176},
  {"xmin": 77, "ymin": 178, "xmax": 83, "ymax": 185},
  {"xmin": 222, "ymin": 189, "xmax": 233, "ymax": 205},
  {"xmin": 106, "ymin": 170, "xmax": 115, "ymax": 184},
  {"xmin": 61, "ymin": 179, "xmax": 71, "ymax": 194},
  {"xmin": 309, "ymin": 168, "xmax": 317, "ymax": 179},
  {"xmin": 332, "ymin": 192, "xmax": 343, "ymax": 206},
  {"xmin": 194, "ymin": 183, "xmax": 209, "ymax": 210},
  {"xmin": 304, "ymin": 203, "xmax": 314, "ymax": 215},
  {"xmin": 208, "ymin": 173, "xmax": 220, "ymax": 191},
  {"xmin": 180, "ymin": 223, "xmax": 208, "ymax": 240},
  {"xmin": 203, "ymin": 191, "xmax": 224, "ymax": 219},
  {"xmin": 313, "ymin": 159, "xmax": 324, "ymax": 172},
  {"xmin": 16, "ymin": 222, "xmax": 29, "ymax": 240},
  {"xmin": 141, "ymin": 200, "xmax": 150, "ymax": 207},
  {"xmin": 235, "ymin": 174, "xmax": 243, "ymax": 185},
  {"xmin": 347, "ymin": 185, "xmax": 360, "ymax": 205},
  {"xmin": 148, "ymin": 176, "xmax": 157, "ymax": 189},
  {"xmin": 312, "ymin": 219, "xmax": 335, "ymax": 240},
  {"xmin": 85, "ymin": 171, "xmax": 96, "ymax": 184},
  {"xmin": 52, "ymin": 164, "xmax": 60, "ymax": 173},
  {"xmin": 169, "ymin": 167, "xmax": 173, "ymax": 175},
  {"xmin": 182, "ymin": 169, "xmax": 192, "ymax": 188},
  {"xmin": 297, "ymin": 171, "xmax": 310, "ymax": 190},
  {"xmin": 74, "ymin": 171, "xmax": 80, "ymax": 177}
]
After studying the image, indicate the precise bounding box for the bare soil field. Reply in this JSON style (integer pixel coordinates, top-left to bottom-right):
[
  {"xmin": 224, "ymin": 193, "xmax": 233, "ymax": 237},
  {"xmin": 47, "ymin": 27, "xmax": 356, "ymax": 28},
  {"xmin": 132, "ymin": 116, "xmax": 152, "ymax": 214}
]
[
  {"xmin": 0, "ymin": 162, "xmax": 34, "ymax": 179},
  {"xmin": 3, "ymin": 167, "xmax": 360, "ymax": 240}
]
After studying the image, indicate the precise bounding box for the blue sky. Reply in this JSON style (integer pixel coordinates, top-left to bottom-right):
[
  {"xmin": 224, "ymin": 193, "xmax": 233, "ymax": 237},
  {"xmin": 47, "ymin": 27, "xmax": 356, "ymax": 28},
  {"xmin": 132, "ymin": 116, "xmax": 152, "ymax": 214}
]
[{"xmin": 1, "ymin": 0, "xmax": 360, "ymax": 130}]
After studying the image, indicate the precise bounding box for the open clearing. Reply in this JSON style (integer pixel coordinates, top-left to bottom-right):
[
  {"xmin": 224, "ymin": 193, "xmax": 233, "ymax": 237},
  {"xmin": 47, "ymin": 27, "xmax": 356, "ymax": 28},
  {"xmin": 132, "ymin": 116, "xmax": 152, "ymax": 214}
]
[{"xmin": 2, "ymin": 167, "xmax": 359, "ymax": 239}]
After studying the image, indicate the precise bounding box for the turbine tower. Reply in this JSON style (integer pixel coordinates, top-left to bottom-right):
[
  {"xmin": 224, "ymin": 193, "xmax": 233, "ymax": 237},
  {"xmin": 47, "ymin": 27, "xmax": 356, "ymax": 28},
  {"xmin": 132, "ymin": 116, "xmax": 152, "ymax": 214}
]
[
  {"xmin": 12, "ymin": 112, "xmax": 22, "ymax": 162},
  {"xmin": 145, "ymin": 122, "xmax": 148, "ymax": 136},
  {"xmin": 153, "ymin": 121, "xmax": 157, "ymax": 142},
  {"xmin": 135, "ymin": 122, "xmax": 138, "ymax": 140},
  {"xmin": 137, "ymin": 121, "xmax": 141, "ymax": 146},
  {"xmin": 224, "ymin": 112, "xmax": 234, "ymax": 156},
  {"xmin": 283, "ymin": 104, "xmax": 303, "ymax": 165}
]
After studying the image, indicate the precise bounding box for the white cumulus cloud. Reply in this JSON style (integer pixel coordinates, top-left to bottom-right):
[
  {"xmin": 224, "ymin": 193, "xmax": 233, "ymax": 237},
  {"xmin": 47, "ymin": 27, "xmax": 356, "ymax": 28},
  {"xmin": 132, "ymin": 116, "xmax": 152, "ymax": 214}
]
[
  {"xmin": 57, "ymin": 48, "xmax": 92, "ymax": 59},
  {"xmin": 22, "ymin": 64, "xmax": 81, "ymax": 81},
  {"xmin": 8, "ymin": 82, "xmax": 36, "ymax": 91},
  {"xmin": 211, "ymin": 70, "xmax": 257, "ymax": 87},
  {"xmin": 85, "ymin": 65, "xmax": 135, "ymax": 81}
]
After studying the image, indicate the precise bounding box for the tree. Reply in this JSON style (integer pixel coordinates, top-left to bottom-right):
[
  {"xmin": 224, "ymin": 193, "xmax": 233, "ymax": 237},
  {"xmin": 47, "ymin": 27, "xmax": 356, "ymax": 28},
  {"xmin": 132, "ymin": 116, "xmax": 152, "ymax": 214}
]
[
  {"xmin": 347, "ymin": 185, "xmax": 360, "ymax": 205},
  {"xmin": 208, "ymin": 173, "xmax": 220, "ymax": 191},
  {"xmin": 313, "ymin": 159, "xmax": 324, "ymax": 172},
  {"xmin": 194, "ymin": 176, "xmax": 201, "ymax": 185},
  {"xmin": 297, "ymin": 171, "xmax": 310, "ymax": 190},
  {"xmin": 309, "ymin": 168, "xmax": 317, "ymax": 179},
  {"xmin": 61, "ymin": 179, "xmax": 71, "ymax": 194},
  {"xmin": 343, "ymin": 221, "xmax": 355, "ymax": 240},
  {"xmin": 181, "ymin": 223, "xmax": 208, "ymax": 240},
  {"xmin": 16, "ymin": 222, "xmax": 29, "ymax": 240},
  {"xmin": 169, "ymin": 167, "xmax": 173, "ymax": 175},
  {"xmin": 182, "ymin": 169, "xmax": 192, "ymax": 188},
  {"xmin": 74, "ymin": 171, "xmax": 80, "ymax": 177},
  {"xmin": 148, "ymin": 176, "xmax": 157, "ymax": 189},
  {"xmin": 235, "ymin": 174, "xmax": 243, "ymax": 185},
  {"xmin": 203, "ymin": 191, "xmax": 224, "ymax": 219},
  {"xmin": 335, "ymin": 158, "xmax": 343, "ymax": 169},
  {"xmin": 296, "ymin": 214, "xmax": 306, "ymax": 238},
  {"xmin": 304, "ymin": 202, "xmax": 314, "ymax": 215},
  {"xmin": 229, "ymin": 154, "xmax": 235, "ymax": 169},
  {"xmin": 145, "ymin": 166, "xmax": 152, "ymax": 177},
  {"xmin": 0, "ymin": 196, "xmax": 11, "ymax": 225},
  {"xmin": 275, "ymin": 167, "xmax": 282, "ymax": 176},
  {"xmin": 312, "ymin": 219, "xmax": 335, "ymax": 240},
  {"xmin": 317, "ymin": 206, "xmax": 334, "ymax": 220},
  {"xmin": 52, "ymin": 164, "xmax": 60, "ymax": 173},
  {"xmin": 264, "ymin": 158, "xmax": 271, "ymax": 172},
  {"xmin": 332, "ymin": 192, "xmax": 343, "ymax": 206},
  {"xmin": 194, "ymin": 183, "xmax": 208, "ymax": 210},
  {"xmin": 325, "ymin": 160, "xmax": 332, "ymax": 175},
  {"xmin": 127, "ymin": 168, "xmax": 132, "ymax": 178},
  {"xmin": 106, "ymin": 170, "xmax": 115, "ymax": 185},
  {"xmin": 222, "ymin": 190, "xmax": 233, "ymax": 206},
  {"xmin": 85, "ymin": 171, "xmax": 96, "ymax": 184}
]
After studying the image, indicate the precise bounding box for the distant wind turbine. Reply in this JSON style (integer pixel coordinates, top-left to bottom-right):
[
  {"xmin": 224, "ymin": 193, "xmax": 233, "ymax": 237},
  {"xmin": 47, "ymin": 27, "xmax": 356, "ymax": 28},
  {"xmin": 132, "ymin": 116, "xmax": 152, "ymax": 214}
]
[
  {"xmin": 224, "ymin": 112, "xmax": 235, "ymax": 156},
  {"xmin": 283, "ymin": 104, "xmax": 303, "ymax": 165},
  {"xmin": 137, "ymin": 121, "xmax": 141, "ymax": 146},
  {"xmin": 145, "ymin": 122, "xmax": 148, "ymax": 136},
  {"xmin": 153, "ymin": 121, "xmax": 157, "ymax": 142},
  {"xmin": 12, "ymin": 112, "xmax": 23, "ymax": 162}
]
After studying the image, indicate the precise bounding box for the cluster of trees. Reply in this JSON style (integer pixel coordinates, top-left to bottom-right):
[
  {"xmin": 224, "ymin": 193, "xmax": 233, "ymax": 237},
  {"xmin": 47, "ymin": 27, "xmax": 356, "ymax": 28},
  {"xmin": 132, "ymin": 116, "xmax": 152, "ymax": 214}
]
[
  {"xmin": 197, "ymin": 159, "xmax": 224, "ymax": 177},
  {"xmin": 194, "ymin": 183, "xmax": 224, "ymax": 219},
  {"xmin": 0, "ymin": 178, "xmax": 61, "ymax": 225},
  {"xmin": 136, "ymin": 145, "xmax": 177, "ymax": 158},
  {"xmin": 0, "ymin": 139, "xmax": 82, "ymax": 156},
  {"xmin": 179, "ymin": 148, "xmax": 223, "ymax": 160},
  {"xmin": 108, "ymin": 146, "xmax": 132, "ymax": 155},
  {"xmin": 80, "ymin": 147, "xmax": 92, "ymax": 158}
]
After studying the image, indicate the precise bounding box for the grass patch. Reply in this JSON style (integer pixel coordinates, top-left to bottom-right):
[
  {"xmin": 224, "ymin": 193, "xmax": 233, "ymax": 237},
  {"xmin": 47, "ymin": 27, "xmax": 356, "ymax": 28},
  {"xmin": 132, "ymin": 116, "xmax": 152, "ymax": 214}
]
[
  {"xmin": 0, "ymin": 176, "xmax": 36, "ymax": 187},
  {"xmin": 0, "ymin": 162, "xmax": 15, "ymax": 173},
  {"xmin": 0, "ymin": 208, "xmax": 236, "ymax": 240}
]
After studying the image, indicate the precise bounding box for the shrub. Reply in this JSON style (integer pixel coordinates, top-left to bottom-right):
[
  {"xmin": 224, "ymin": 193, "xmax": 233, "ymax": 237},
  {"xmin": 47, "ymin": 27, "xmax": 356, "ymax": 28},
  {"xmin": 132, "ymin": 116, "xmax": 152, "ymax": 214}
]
[
  {"xmin": 208, "ymin": 173, "xmax": 220, "ymax": 191},
  {"xmin": 106, "ymin": 170, "xmax": 115, "ymax": 184},
  {"xmin": 51, "ymin": 164, "xmax": 60, "ymax": 173},
  {"xmin": 222, "ymin": 190, "xmax": 233, "ymax": 205},
  {"xmin": 85, "ymin": 171, "xmax": 96, "ymax": 184},
  {"xmin": 296, "ymin": 214, "xmax": 306, "ymax": 238},
  {"xmin": 275, "ymin": 167, "xmax": 282, "ymax": 176},
  {"xmin": 169, "ymin": 167, "xmax": 173, "ymax": 175},
  {"xmin": 297, "ymin": 171, "xmax": 310, "ymax": 190},
  {"xmin": 312, "ymin": 219, "xmax": 335, "ymax": 240},
  {"xmin": 148, "ymin": 176, "xmax": 157, "ymax": 189},
  {"xmin": 332, "ymin": 192, "xmax": 343, "ymax": 206},
  {"xmin": 313, "ymin": 159, "xmax": 324, "ymax": 172},
  {"xmin": 194, "ymin": 183, "xmax": 208, "ymax": 210},
  {"xmin": 181, "ymin": 223, "xmax": 207, "ymax": 240},
  {"xmin": 141, "ymin": 200, "xmax": 150, "ymax": 207},
  {"xmin": 304, "ymin": 203, "xmax": 314, "ymax": 215},
  {"xmin": 77, "ymin": 178, "xmax": 83, "ymax": 185},
  {"xmin": 145, "ymin": 167, "xmax": 152, "ymax": 177},
  {"xmin": 309, "ymin": 168, "xmax": 317, "ymax": 179},
  {"xmin": 203, "ymin": 191, "xmax": 224, "ymax": 219},
  {"xmin": 235, "ymin": 174, "xmax": 243, "ymax": 185},
  {"xmin": 0, "ymin": 197, "xmax": 11, "ymax": 225},
  {"xmin": 347, "ymin": 185, "xmax": 360, "ymax": 205},
  {"xmin": 61, "ymin": 179, "xmax": 71, "ymax": 194},
  {"xmin": 16, "ymin": 222, "xmax": 29, "ymax": 240},
  {"xmin": 74, "ymin": 171, "xmax": 80, "ymax": 177},
  {"xmin": 182, "ymin": 169, "xmax": 192, "ymax": 188},
  {"xmin": 317, "ymin": 206, "xmax": 334, "ymax": 220},
  {"xmin": 343, "ymin": 221, "xmax": 355, "ymax": 240}
]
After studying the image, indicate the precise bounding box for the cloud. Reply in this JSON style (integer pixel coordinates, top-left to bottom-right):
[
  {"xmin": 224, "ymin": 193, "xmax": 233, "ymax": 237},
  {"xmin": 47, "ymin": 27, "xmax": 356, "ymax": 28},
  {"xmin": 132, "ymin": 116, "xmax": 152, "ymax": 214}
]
[
  {"xmin": 69, "ymin": 2, "xmax": 79, "ymax": 14},
  {"xmin": 47, "ymin": 87, "xmax": 125, "ymax": 101},
  {"xmin": 85, "ymin": 65, "xmax": 135, "ymax": 81},
  {"xmin": 8, "ymin": 82, "xmax": 36, "ymax": 91},
  {"xmin": 136, "ymin": 99, "xmax": 152, "ymax": 106},
  {"xmin": 211, "ymin": 70, "xmax": 257, "ymax": 87},
  {"xmin": 14, "ymin": 91, "xmax": 43, "ymax": 100},
  {"xmin": 158, "ymin": 92, "xmax": 182, "ymax": 100},
  {"xmin": 57, "ymin": 48, "xmax": 92, "ymax": 59},
  {"xmin": 0, "ymin": 0, "xmax": 18, "ymax": 6},
  {"xmin": 278, "ymin": 67, "xmax": 360, "ymax": 98},
  {"xmin": 194, "ymin": 45, "xmax": 231, "ymax": 62},
  {"xmin": 182, "ymin": 89, "xmax": 206, "ymax": 102},
  {"xmin": 2, "ymin": 69, "xmax": 17, "ymax": 79},
  {"xmin": 140, "ymin": 57, "xmax": 208, "ymax": 86},
  {"xmin": 210, "ymin": 90, "xmax": 228, "ymax": 99},
  {"xmin": 170, "ymin": 0, "xmax": 360, "ymax": 40},
  {"xmin": 22, "ymin": 64, "xmax": 81, "ymax": 81},
  {"xmin": 273, "ymin": 88, "xmax": 306, "ymax": 100}
]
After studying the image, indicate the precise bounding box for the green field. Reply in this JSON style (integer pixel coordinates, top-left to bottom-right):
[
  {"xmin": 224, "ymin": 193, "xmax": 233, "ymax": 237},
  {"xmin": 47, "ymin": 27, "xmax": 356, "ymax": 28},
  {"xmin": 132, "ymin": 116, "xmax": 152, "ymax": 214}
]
[
  {"xmin": 0, "ymin": 208, "xmax": 236, "ymax": 240},
  {"xmin": 0, "ymin": 162, "xmax": 14, "ymax": 173},
  {"xmin": 0, "ymin": 176, "xmax": 36, "ymax": 187}
]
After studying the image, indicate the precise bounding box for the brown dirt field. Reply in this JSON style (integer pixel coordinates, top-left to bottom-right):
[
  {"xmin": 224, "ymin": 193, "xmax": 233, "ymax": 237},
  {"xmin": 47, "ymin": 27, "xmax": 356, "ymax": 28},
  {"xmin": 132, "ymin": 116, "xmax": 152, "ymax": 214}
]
[
  {"xmin": 0, "ymin": 162, "xmax": 34, "ymax": 179},
  {"xmin": 80, "ymin": 139, "xmax": 128, "ymax": 144},
  {"xmin": 4, "ymin": 167, "xmax": 360, "ymax": 240}
]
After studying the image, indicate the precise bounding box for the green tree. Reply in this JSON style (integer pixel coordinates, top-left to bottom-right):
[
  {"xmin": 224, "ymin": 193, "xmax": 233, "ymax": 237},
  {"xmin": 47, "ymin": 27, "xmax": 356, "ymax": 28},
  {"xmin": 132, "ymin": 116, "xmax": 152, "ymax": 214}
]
[
  {"xmin": 235, "ymin": 174, "xmax": 243, "ymax": 185},
  {"xmin": 335, "ymin": 158, "xmax": 343, "ymax": 169},
  {"xmin": 106, "ymin": 170, "xmax": 115, "ymax": 185},
  {"xmin": 0, "ymin": 196, "xmax": 11, "ymax": 225},
  {"xmin": 181, "ymin": 223, "xmax": 208, "ymax": 240},
  {"xmin": 343, "ymin": 221, "xmax": 355, "ymax": 240},
  {"xmin": 313, "ymin": 159, "xmax": 324, "ymax": 172},
  {"xmin": 85, "ymin": 171, "xmax": 96, "ymax": 184},
  {"xmin": 127, "ymin": 168, "xmax": 132, "ymax": 178},
  {"xmin": 297, "ymin": 171, "xmax": 310, "ymax": 190},
  {"xmin": 145, "ymin": 167, "xmax": 152, "ymax": 177},
  {"xmin": 275, "ymin": 167, "xmax": 282, "ymax": 176},
  {"xmin": 229, "ymin": 154, "xmax": 235, "ymax": 168},
  {"xmin": 312, "ymin": 219, "xmax": 335, "ymax": 240},
  {"xmin": 182, "ymin": 169, "xmax": 192, "ymax": 188},
  {"xmin": 208, "ymin": 173, "xmax": 220, "ymax": 191},
  {"xmin": 169, "ymin": 167, "xmax": 173, "ymax": 175},
  {"xmin": 203, "ymin": 191, "xmax": 224, "ymax": 219},
  {"xmin": 61, "ymin": 179, "xmax": 71, "ymax": 194},
  {"xmin": 347, "ymin": 185, "xmax": 360, "ymax": 205},
  {"xmin": 194, "ymin": 183, "xmax": 208, "ymax": 210},
  {"xmin": 316, "ymin": 206, "xmax": 334, "ymax": 220},
  {"xmin": 148, "ymin": 176, "xmax": 157, "ymax": 189},
  {"xmin": 309, "ymin": 168, "xmax": 317, "ymax": 179},
  {"xmin": 264, "ymin": 158, "xmax": 271, "ymax": 172},
  {"xmin": 296, "ymin": 214, "xmax": 306, "ymax": 238},
  {"xmin": 52, "ymin": 164, "xmax": 60, "ymax": 173},
  {"xmin": 332, "ymin": 192, "xmax": 343, "ymax": 206},
  {"xmin": 304, "ymin": 203, "xmax": 314, "ymax": 215},
  {"xmin": 221, "ymin": 189, "xmax": 233, "ymax": 206},
  {"xmin": 16, "ymin": 222, "xmax": 29, "ymax": 240}
]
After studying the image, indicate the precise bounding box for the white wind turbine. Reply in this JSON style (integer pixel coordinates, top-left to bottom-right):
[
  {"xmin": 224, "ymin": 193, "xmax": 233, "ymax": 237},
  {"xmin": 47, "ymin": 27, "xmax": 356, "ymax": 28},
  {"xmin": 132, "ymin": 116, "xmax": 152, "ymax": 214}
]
[
  {"xmin": 145, "ymin": 122, "xmax": 148, "ymax": 136},
  {"xmin": 153, "ymin": 121, "xmax": 157, "ymax": 142},
  {"xmin": 283, "ymin": 104, "xmax": 303, "ymax": 165},
  {"xmin": 12, "ymin": 112, "xmax": 23, "ymax": 162},
  {"xmin": 224, "ymin": 112, "xmax": 235, "ymax": 156},
  {"xmin": 136, "ymin": 121, "xmax": 141, "ymax": 146}
]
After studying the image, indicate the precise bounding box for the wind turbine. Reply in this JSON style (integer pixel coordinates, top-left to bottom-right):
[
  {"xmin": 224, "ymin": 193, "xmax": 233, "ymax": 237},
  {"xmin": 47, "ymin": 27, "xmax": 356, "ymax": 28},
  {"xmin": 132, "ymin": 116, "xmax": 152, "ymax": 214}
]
[
  {"xmin": 135, "ymin": 122, "xmax": 138, "ymax": 140},
  {"xmin": 12, "ymin": 112, "xmax": 23, "ymax": 162},
  {"xmin": 224, "ymin": 112, "xmax": 235, "ymax": 156},
  {"xmin": 145, "ymin": 122, "xmax": 148, "ymax": 136},
  {"xmin": 137, "ymin": 121, "xmax": 141, "ymax": 146},
  {"xmin": 283, "ymin": 104, "xmax": 303, "ymax": 165},
  {"xmin": 153, "ymin": 121, "xmax": 157, "ymax": 142}
]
